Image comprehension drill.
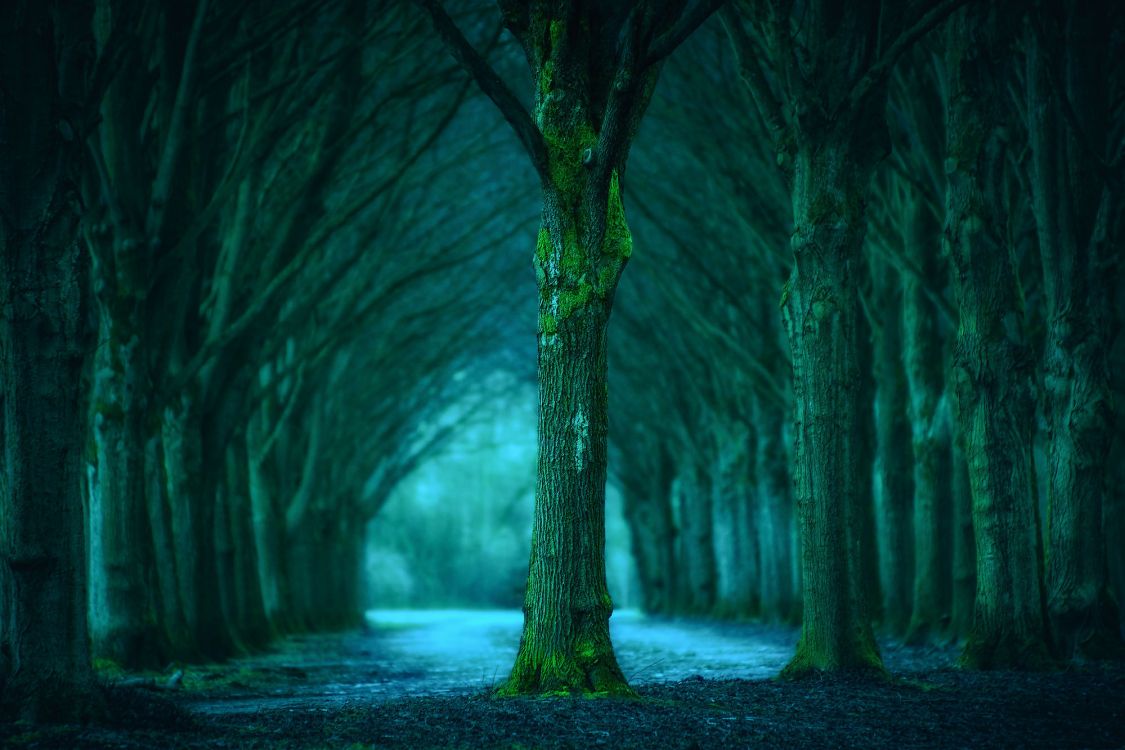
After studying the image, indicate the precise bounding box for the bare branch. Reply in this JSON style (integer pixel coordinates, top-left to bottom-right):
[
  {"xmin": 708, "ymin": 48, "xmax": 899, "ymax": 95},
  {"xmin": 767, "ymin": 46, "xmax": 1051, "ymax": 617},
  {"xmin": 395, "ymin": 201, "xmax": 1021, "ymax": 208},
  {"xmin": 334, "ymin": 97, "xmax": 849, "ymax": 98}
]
[
  {"xmin": 415, "ymin": 0, "xmax": 547, "ymax": 178},
  {"xmin": 845, "ymin": 0, "xmax": 971, "ymax": 114},
  {"xmin": 644, "ymin": 0, "xmax": 730, "ymax": 68}
]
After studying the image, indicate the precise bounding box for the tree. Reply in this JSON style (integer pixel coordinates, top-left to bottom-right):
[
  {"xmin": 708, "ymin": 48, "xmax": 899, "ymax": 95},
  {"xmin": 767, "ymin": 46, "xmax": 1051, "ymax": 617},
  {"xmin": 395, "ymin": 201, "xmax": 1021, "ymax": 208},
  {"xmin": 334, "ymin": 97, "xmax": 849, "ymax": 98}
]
[
  {"xmin": 944, "ymin": 3, "xmax": 1052, "ymax": 669},
  {"xmin": 1025, "ymin": 0, "xmax": 1125, "ymax": 659},
  {"xmin": 417, "ymin": 0, "xmax": 723, "ymax": 695},
  {"xmin": 724, "ymin": 0, "xmax": 967, "ymax": 676},
  {"xmin": 0, "ymin": 0, "xmax": 103, "ymax": 722}
]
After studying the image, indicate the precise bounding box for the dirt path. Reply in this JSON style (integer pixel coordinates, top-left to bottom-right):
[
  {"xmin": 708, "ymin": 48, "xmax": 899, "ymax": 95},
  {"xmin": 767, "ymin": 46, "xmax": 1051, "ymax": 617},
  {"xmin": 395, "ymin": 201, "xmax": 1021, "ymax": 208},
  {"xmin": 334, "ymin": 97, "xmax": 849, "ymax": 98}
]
[{"xmin": 182, "ymin": 609, "xmax": 804, "ymax": 715}]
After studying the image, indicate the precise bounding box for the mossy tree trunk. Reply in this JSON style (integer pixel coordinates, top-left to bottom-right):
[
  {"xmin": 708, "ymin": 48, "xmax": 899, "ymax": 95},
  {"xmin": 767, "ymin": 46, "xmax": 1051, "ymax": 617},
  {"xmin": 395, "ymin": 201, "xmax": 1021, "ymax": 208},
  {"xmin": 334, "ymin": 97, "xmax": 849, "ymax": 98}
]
[
  {"xmin": 945, "ymin": 5, "xmax": 1052, "ymax": 669},
  {"xmin": 0, "ymin": 0, "xmax": 101, "ymax": 721},
  {"xmin": 505, "ymin": 143, "xmax": 634, "ymax": 697},
  {"xmin": 1026, "ymin": 3, "xmax": 1123, "ymax": 660},
  {"xmin": 420, "ymin": 0, "xmax": 722, "ymax": 696}
]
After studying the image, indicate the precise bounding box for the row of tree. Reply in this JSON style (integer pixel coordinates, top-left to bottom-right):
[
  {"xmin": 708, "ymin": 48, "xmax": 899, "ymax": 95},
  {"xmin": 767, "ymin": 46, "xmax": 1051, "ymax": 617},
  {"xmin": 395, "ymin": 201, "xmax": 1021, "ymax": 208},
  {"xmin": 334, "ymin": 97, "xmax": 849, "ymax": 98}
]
[
  {"xmin": 1, "ymin": 0, "xmax": 537, "ymax": 721},
  {"xmin": 610, "ymin": 0, "xmax": 1125, "ymax": 672},
  {"xmin": 2, "ymin": 0, "xmax": 1123, "ymax": 721}
]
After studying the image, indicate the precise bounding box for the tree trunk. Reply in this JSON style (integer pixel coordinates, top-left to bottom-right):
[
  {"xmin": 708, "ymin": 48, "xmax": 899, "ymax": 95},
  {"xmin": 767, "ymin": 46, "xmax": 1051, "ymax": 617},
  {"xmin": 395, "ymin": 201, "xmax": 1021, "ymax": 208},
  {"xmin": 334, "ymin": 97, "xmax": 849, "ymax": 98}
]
[
  {"xmin": 87, "ymin": 304, "xmax": 165, "ymax": 668},
  {"xmin": 712, "ymin": 433, "xmax": 758, "ymax": 617},
  {"xmin": 502, "ymin": 151, "xmax": 633, "ymax": 693},
  {"xmin": 676, "ymin": 462, "xmax": 718, "ymax": 614},
  {"xmin": 247, "ymin": 405, "xmax": 294, "ymax": 633},
  {"xmin": 945, "ymin": 6, "xmax": 1051, "ymax": 669},
  {"xmin": 1109, "ymin": 281, "xmax": 1125, "ymax": 633},
  {"xmin": 871, "ymin": 257, "xmax": 915, "ymax": 635},
  {"xmin": 781, "ymin": 135, "xmax": 883, "ymax": 676},
  {"xmin": 163, "ymin": 397, "xmax": 235, "ymax": 660},
  {"xmin": 1027, "ymin": 8, "xmax": 1123, "ymax": 659},
  {"xmin": 223, "ymin": 439, "xmax": 272, "ymax": 648},
  {"xmin": 854, "ymin": 296, "xmax": 883, "ymax": 627},
  {"xmin": 949, "ymin": 410, "xmax": 976, "ymax": 639},
  {"xmin": 902, "ymin": 198, "xmax": 950, "ymax": 643},
  {"xmin": 754, "ymin": 397, "xmax": 797, "ymax": 623},
  {"xmin": 620, "ymin": 447, "xmax": 677, "ymax": 614},
  {"xmin": 0, "ymin": 0, "xmax": 102, "ymax": 722}
]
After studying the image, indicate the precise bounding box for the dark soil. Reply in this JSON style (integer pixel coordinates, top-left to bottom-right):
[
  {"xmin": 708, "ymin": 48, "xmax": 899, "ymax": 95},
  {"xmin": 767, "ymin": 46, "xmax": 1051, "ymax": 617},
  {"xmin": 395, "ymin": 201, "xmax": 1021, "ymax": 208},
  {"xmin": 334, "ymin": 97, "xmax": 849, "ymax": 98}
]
[
  {"xmin": 4, "ymin": 618, "xmax": 1123, "ymax": 749},
  {"xmin": 3, "ymin": 665, "xmax": 1123, "ymax": 749}
]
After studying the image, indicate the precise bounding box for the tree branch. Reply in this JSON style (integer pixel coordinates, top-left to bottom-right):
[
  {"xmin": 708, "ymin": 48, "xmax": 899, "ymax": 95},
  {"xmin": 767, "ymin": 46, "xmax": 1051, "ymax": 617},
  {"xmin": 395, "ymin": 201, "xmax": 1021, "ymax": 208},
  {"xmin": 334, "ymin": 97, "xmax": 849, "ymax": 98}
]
[
  {"xmin": 721, "ymin": 6, "xmax": 788, "ymax": 154},
  {"xmin": 644, "ymin": 0, "xmax": 729, "ymax": 68},
  {"xmin": 845, "ymin": 0, "xmax": 970, "ymax": 114},
  {"xmin": 146, "ymin": 0, "xmax": 209, "ymax": 244},
  {"xmin": 415, "ymin": 0, "xmax": 547, "ymax": 178}
]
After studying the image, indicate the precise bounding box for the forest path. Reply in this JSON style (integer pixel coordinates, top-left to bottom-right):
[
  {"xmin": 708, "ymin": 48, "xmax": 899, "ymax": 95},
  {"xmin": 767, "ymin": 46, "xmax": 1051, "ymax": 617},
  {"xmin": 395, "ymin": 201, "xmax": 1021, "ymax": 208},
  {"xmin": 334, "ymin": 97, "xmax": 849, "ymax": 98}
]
[{"xmin": 181, "ymin": 609, "xmax": 805, "ymax": 716}]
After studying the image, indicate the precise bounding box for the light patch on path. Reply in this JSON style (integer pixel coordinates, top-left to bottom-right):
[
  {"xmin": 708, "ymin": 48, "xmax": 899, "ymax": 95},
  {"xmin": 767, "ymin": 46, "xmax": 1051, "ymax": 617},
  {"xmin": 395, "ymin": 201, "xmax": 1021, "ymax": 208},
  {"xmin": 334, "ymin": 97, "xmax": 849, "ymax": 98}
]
[{"xmin": 184, "ymin": 609, "xmax": 797, "ymax": 716}]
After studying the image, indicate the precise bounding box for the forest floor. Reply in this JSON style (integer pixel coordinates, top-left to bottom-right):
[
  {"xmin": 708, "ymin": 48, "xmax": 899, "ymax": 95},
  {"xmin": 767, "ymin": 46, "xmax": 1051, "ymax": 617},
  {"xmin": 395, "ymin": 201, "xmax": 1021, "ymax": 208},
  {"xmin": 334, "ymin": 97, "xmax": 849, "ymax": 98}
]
[{"xmin": 3, "ymin": 610, "xmax": 1124, "ymax": 749}]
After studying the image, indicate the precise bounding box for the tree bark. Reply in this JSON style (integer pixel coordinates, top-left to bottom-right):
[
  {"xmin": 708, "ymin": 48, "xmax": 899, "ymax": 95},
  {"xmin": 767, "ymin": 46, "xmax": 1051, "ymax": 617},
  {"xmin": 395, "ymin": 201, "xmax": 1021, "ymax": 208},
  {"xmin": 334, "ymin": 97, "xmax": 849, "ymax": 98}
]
[
  {"xmin": 504, "ymin": 274, "xmax": 629, "ymax": 694},
  {"xmin": 945, "ymin": 6, "xmax": 1052, "ymax": 669},
  {"xmin": 502, "ymin": 134, "xmax": 633, "ymax": 693},
  {"xmin": 781, "ymin": 134, "xmax": 884, "ymax": 676},
  {"xmin": 0, "ymin": 0, "xmax": 102, "ymax": 722},
  {"xmin": 1027, "ymin": 6, "xmax": 1123, "ymax": 659}
]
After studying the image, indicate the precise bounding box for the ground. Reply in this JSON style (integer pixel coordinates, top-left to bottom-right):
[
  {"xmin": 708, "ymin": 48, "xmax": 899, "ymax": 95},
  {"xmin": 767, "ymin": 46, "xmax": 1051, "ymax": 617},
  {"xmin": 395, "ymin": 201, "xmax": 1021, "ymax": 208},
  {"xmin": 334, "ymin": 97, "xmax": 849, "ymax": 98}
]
[{"xmin": 3, "ymin": 611, "xmax": 1123, "ymax": 749}]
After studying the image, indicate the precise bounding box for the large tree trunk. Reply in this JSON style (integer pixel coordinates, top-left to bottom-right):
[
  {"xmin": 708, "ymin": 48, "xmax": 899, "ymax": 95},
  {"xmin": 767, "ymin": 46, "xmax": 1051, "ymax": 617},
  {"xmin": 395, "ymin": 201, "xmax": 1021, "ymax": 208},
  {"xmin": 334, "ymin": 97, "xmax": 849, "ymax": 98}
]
[
  {"xmin": 902, "ymin": 198, "xmax": 950, "ymax": 643},
  {"xmin": 945, "ymin": 6, "xmax": 1051, "ymax": 669},
  {"xmin": 781, "ymin": 135, "xmax": 883, "ymax": 677},
  {"xmin": 1027, "ymin": 7, "xmax": 1123, "ymax": 659},
  {"xmin": 0, "ymin": 0, "xmax": 101, "ymax": 722},
  {"xmin": 502, "ymin": 148, "xmax": 633, "ymax": 693},
  {"xmin": 871, "ymin": 256, "xmax": 915, "ymax": 635}
]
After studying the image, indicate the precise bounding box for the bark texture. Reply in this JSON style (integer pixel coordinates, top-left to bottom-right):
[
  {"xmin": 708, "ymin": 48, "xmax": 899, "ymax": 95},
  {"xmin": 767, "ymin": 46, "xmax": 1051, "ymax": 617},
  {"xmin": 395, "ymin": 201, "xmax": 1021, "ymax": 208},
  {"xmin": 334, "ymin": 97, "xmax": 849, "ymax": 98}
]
[
  {"xmin": 0, "ymin": 0, "xmax": 101, "ymax": 721},
  {"xmin": 1027, "ymin": 3, "xmax": 1123, "ymax": 659},
  {"xmin": 781, "ymin": 134, "xmax": 883, "ymax": 676},
  {"xmin": 945, "ymin": 6, "xmax": 1052, "ymax": 669}
]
